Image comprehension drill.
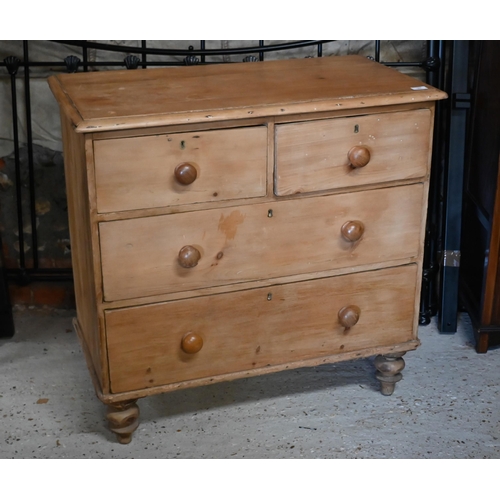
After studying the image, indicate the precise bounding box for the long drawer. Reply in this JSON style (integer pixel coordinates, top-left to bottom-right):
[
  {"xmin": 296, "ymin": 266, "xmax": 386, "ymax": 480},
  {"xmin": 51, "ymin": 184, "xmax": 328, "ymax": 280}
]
[
  {"xmin": 106, "ymin": 264, "xmax": 417, "ymax": 393},
  {"xmin": 275, "ymin": 109, "xmax": 432, "ymax": 196},
  {"xmin": 99, "ymin": 183, "xmax": 424, "ymax": 301},
  {"xmin": 93, "ymin": 126, "xmax": 268, "ymax": 213}
]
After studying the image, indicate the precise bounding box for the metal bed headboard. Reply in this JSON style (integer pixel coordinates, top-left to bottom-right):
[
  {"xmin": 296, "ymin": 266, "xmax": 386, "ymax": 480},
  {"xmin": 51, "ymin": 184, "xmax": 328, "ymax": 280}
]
[{"xmin": 0, "ymin": 40, "xmax": 449, "ymax": 337}]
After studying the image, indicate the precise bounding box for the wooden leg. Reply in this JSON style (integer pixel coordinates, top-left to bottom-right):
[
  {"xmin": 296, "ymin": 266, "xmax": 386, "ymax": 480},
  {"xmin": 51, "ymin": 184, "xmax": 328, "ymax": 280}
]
[
  {"xmin": 476, "ymin": 331, "xmax": 489, "ymax": 354},
  {"xmin": 374, "ymin": 352, "xmax": 406, "ymax": 396},
  {"xmin": 106, "ymin": 400, "xmax": 140, "ymax": 444}
]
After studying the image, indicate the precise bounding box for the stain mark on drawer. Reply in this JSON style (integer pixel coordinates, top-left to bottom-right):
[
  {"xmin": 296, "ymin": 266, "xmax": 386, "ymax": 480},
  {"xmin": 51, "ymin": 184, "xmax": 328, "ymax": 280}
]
[{"xmin": 218, "ymin": 211, "xmax": 245, "ymax": 241}]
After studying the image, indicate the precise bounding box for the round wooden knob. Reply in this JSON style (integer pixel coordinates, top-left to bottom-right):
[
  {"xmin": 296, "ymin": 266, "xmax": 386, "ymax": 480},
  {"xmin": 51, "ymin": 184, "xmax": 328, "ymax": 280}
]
[
  {"xmin": 181, "ymin": 332, "xmax": 203, "ymax": 354},
  {"xmin": 338, "ymin": 305, "xmax": 361, "ymax": 329},
  {"xmin": 178, "ymin": 245, "xmax": 201, "ymax": 268},
  {"xmin": 341, "ymin": 220, "xmax": 365, "ymax": 242},
  {"xmin": 174, "ymin": 162, "xmax": 197, "ymax": 185},
  {"xmin": 348, "ymin": 146, "xmax": 370, "ymax": 168}
]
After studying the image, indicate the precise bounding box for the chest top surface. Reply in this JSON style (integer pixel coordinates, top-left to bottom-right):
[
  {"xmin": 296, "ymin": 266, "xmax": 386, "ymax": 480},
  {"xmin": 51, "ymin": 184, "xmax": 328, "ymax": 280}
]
[{"xmin": 48, "ymin": 55, "xmax": 447, "ymax": 133}]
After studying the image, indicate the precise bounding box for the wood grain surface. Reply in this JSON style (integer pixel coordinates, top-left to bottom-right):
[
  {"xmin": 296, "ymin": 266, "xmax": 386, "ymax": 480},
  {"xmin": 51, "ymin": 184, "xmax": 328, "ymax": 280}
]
[
  {"xmin": 275, "ymin": 109, "xmax": 432, "ymax": 195},
  {"xmin": 94, "ymin": 126, "xmax": 267, "ymax": 212},
  {"xmin": 106, "ymin": 264, "xmax": 418, "ymax": 393},
  {"xmin": 99, "ymin": 183, "xmax": 424, "ymax": 301},
  {"xmin": 48, "ymin": 54, "xmax": 444, "ymax": 415},
  {"xmin": 48, "ymin": 56, "xmax": 447, "ymax": 132}
]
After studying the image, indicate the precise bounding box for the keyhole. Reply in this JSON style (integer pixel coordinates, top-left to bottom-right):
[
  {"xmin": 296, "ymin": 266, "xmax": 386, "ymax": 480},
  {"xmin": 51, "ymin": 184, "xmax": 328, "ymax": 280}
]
[
  {"xmin": 180, "ymin": 140, "xmax": 186, "ymax": 149},
  {"xmin": 268, "ymin": 209, "xmax": 273, "ymax": 218},
  {"xmin": 354, "ymin": 125, "xmax": 359, "ymax": 133}
]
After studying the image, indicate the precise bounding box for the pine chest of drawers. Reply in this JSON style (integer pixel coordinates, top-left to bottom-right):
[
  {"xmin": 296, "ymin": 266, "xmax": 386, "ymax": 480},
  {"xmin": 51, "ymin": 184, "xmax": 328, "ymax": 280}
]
[{"xmin": 49, "ymin": 55, "xmax": 447, "ymax": 443}]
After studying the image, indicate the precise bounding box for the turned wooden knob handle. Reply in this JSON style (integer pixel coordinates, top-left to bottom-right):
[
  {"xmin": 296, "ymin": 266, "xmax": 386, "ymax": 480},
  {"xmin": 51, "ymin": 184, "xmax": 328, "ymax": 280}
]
[
  {"xmin": 174, "ymin": 162, "xmax": 197, "ymax": 185},
  {"xmin": 178, "ymin": 245, "xmax": 201, "ymax": 268},
  {"xmin": 338, "ymin": 305, "xmax": 361, "ymax": 329},
  {"xmin": 348, "ymin": 146, "xmax": 370, "ymax": 168},
  {"xmin": 341, "ymin": 220, "xmax": 365, "ymax": 242},
  {"xmin": 181, "ymin": 332, "xmax": 203, "ymax": 354}
]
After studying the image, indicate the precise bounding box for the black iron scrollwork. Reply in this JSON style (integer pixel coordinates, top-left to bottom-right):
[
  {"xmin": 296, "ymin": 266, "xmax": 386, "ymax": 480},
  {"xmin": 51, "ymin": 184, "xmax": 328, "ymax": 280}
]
[
  {"xmin": 423, "ymin": 56, "xmax": 440, "ymax": 72},
  {"xmin": 184, "ymin": 55, "xmax": 200, "ymax": 65},
  {"xmin": 64, "ymin": 55, "xmax": 80, "ymax": 73},
  {"xmin": 184, "ymin": 45, "xmax": 200, "ymax": 66},
  {"xmin": 4, "ymin": 56, "xmax": 20, "ymax": 75},
  {"xmin": 124, "ymin": 55, "xmax": 140, "ymax": 69}
]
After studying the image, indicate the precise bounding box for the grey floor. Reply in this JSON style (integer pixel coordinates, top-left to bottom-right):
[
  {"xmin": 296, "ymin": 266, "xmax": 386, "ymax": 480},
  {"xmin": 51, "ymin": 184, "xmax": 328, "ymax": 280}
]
[{"xmin": 1, "ymin": 307, "xmax": 499, "ymax": 459}]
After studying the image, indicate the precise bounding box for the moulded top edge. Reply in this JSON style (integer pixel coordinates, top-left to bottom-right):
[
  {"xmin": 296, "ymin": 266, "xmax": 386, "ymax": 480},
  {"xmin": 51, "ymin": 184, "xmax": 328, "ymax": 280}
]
[{"xmin": 48, "ymin": 55, "xmax": 447, "ymax": 133}]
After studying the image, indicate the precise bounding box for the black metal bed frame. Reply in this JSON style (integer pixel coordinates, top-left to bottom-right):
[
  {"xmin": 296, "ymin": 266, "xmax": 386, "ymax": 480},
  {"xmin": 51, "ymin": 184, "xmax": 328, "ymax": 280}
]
[{"xmin": 0, "ymin": 40, "xmax": 462, "ymax": 338}]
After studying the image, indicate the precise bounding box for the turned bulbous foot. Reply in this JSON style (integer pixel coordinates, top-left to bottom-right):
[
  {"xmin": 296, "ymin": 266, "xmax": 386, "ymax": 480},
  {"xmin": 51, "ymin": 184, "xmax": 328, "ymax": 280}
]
[
  {"xmin": 106, "ymin": 400, "xmax": 140, "ymax": 444},
  {"xmin": 374, "ymin": 352, "xmax": 406, "ymax": 396}
]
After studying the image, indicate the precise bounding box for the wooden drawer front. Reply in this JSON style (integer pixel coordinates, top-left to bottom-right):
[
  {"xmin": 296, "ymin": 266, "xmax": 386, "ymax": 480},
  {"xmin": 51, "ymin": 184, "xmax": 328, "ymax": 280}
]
[
  {"xmin": 93, "ymin": 126, "xmax": 267, "ymax": 213},
  {"xmin": 275, "ymin": 109, "xmax": 431, "ymax": 196},
  {"xmin": 106, "ymin": 264, "xmax": 417, "ymax": 393},
  {"xmin": 100, "ymin": 183, "xmax": 424, "ymax": 301}
]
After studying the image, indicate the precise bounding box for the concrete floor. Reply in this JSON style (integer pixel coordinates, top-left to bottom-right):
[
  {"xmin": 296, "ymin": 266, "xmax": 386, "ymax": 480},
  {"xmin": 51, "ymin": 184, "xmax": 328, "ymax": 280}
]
[{"xmin": 1, "ymin": 307, "xmax": 499, "ymax": 459}]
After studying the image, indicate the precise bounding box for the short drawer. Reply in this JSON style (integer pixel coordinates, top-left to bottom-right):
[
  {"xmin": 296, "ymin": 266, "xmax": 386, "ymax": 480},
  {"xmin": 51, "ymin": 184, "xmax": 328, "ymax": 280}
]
[
  {"xmin": 100, "ymin": 183, "xmax": 424, "ymax": 301},
  {"xmin": 106, "ymin": 264, "xmax": 417, "ymax": 393},
  {"xmin": 93, "ymin": 126, "xmax": 267, "ymax": 213},
  {"xmin": 275, "ymin": 109, "xmax": 432, "ymax": 196}
]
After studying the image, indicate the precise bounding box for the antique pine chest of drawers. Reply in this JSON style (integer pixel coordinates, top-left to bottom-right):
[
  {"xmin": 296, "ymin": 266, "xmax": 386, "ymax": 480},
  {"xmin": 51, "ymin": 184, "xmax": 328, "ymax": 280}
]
[{"xmin": 49, "ymin": 55, "xmax": 447, "ymax": 443}]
